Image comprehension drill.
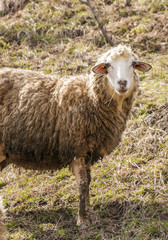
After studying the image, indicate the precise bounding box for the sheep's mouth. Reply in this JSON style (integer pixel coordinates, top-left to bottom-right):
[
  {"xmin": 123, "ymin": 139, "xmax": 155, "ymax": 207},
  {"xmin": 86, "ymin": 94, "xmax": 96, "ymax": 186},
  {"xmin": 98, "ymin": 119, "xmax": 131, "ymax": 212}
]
[{"xmin": 117, "ymin": 89, "xmax": 128, "ymax": 95}]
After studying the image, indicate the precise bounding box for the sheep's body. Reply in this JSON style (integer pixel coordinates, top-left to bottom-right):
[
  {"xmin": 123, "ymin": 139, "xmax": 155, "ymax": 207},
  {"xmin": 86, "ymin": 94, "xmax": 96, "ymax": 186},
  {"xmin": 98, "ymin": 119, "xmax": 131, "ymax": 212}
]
[
  {"xmin": 0, "ymin": 68, "xmax": 134, "ymax": 170},
  {"xmin": 0, "ymin": 197, "xmax": 6, "ymax": 240},
  {"xmin": 0, "ymin": 45, "xmax": 151, "ymax": 226}
]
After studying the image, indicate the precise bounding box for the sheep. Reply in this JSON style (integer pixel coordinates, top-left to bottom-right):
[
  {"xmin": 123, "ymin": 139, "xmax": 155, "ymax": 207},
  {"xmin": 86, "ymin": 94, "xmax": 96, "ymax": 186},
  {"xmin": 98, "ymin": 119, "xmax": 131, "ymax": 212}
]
[
  {"xmin": 0, "ymin": 45, "xmax": 152, "ymax": 226},
  {"xmin": 0, "ymin": 197, "xmax": 6, "ymax": 240}
]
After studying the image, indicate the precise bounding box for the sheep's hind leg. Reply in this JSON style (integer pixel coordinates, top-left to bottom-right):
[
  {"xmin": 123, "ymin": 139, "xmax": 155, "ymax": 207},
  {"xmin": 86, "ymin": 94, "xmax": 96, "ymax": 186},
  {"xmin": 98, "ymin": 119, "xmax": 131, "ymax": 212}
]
[
  {"xmin": 0, "ymin": 144, "xmax": 8, "ymax": 171},
  {"xmin": 71, "ymin": 157, "xmax": 90, "ymax": 226},
  {"xmin": 0, "ymin": 159, "xmax": 8, "ymax": 171},
  {"xmin": 85, "ymin": 164, "xmax": 100, "ymax": 224}
]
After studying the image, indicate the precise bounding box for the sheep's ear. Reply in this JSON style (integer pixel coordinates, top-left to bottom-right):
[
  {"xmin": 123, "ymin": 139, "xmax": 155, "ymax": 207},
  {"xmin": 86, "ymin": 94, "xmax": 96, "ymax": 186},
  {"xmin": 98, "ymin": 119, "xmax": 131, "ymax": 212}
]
[
  {"xmin": 132, "ymin": 61, "xmax": 152, "ymax": 72},
  {"xmin": 92, "ymin": 63, "xmax": 109, "ymax": 74}
]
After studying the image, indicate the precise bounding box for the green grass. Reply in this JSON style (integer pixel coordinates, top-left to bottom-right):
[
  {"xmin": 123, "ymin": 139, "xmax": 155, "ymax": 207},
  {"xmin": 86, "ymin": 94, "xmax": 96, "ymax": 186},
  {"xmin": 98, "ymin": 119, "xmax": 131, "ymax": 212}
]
[{"xmin": 0, "ymin": 0, "xmax": 168, "ymax": 239}]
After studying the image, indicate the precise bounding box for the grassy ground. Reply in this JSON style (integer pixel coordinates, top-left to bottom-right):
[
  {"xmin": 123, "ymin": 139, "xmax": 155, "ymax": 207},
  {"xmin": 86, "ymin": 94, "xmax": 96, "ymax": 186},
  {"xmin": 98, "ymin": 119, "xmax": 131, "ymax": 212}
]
[{"xmin": 0, "ymin": 0, "xmax": 168, "ymax": 239}]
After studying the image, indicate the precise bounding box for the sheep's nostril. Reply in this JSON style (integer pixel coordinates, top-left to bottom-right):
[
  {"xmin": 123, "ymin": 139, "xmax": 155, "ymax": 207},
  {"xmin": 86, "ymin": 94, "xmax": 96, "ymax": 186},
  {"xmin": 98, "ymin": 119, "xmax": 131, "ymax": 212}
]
[{"xmin": 118, "ymin": 80, "xmax": 127, "ymax": 88}]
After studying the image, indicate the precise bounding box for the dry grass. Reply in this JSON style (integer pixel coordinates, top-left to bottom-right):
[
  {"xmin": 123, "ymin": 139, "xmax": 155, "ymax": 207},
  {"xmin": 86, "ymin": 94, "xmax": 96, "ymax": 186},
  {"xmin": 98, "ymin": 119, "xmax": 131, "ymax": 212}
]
[
  {"xmin": 0, "ymin": 0, "xmax": 29, "ymax": 16},
  {"xmin": 0, "ymin": 0, "xmax": 168, "ymax": 239},
  {"xmin": 0, "ymin": 196, "xmax": 6, "ymax": 240}
]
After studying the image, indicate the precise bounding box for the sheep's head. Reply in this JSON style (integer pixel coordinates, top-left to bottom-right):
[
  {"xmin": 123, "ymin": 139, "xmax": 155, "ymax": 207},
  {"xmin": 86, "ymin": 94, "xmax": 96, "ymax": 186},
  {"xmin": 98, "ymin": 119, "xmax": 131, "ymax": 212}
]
[{"xmin": 92, "ymin": 45, "xmax": 152, "ymax": 96}]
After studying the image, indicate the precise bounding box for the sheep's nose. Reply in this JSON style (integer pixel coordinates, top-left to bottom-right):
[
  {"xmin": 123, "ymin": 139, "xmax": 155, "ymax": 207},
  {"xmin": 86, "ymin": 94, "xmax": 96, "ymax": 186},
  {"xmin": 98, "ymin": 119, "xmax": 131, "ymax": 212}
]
[{"xmin": 118, "ymin": 80, "xmax": 127, "ymax": 88}]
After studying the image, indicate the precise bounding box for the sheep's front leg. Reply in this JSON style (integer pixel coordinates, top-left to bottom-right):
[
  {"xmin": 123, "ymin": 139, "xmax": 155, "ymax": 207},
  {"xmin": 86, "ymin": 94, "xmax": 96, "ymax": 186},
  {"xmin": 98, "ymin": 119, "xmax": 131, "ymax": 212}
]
[
  {"xmin": 71, "ymin": 157, "xmax": 89, "ymax": 225},
  {"xmin": 85, "ymin": 165, "xmax": 91, "ymax": 210}
]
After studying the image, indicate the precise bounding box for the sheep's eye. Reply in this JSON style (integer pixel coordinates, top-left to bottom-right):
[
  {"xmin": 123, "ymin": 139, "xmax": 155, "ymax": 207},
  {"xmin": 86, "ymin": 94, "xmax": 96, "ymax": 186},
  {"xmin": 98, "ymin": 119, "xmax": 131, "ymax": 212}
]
[
  {"xmin": 132, "ymin": 61, "xmax": 137, "ymax": 68},
  {"xmin": 105, "ymin": 63, "xmax": 111, "ymax": 68}
]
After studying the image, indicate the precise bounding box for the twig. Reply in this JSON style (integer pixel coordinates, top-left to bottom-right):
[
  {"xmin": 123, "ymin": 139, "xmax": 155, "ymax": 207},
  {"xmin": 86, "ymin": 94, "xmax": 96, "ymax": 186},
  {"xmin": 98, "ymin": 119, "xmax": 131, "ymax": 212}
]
[{"xmin": 79, "ymin": 0, "xmax": 114, "ymax": 46}]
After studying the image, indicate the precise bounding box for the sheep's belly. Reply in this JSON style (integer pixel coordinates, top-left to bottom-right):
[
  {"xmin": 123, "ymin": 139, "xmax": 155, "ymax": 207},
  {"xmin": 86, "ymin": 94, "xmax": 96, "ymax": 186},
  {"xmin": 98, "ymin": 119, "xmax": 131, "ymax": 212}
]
[{"xmin": 5, "ymin": 151, "xmax": 68, "ymax": 171}]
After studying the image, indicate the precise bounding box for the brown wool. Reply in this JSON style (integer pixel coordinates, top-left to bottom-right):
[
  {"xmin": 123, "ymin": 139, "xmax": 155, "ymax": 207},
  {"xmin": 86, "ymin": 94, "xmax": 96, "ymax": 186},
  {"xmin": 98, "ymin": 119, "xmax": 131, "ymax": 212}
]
[
  {"xmin": 0, "ymin": 66, "xmax": 137, "ymax": 170},
  {"xmin": 0, "ymin": 46, "xmax": 140, "ymax": 171}
]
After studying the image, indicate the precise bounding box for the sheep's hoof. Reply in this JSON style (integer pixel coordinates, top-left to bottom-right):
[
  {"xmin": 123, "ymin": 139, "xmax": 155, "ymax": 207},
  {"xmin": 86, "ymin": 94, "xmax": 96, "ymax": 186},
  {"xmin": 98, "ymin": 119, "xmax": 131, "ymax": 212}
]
[
  {"xmin": 77, "ymin": 214, "xmax": 90, "ymax": 229},
  {"xmin": 77, "ymin": 210, "xmax": 100, "ymax": 229}
]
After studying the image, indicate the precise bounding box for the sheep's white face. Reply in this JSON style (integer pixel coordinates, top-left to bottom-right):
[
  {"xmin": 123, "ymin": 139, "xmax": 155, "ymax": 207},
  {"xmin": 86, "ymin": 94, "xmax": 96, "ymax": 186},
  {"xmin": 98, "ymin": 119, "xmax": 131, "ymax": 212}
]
[
  {"xmin": 106, "ymin": 56, "xmax": 136, "ymax": 95},
  {"xmin": 92, "ymin": 53, "xmax": 152, "ymax": 97}
]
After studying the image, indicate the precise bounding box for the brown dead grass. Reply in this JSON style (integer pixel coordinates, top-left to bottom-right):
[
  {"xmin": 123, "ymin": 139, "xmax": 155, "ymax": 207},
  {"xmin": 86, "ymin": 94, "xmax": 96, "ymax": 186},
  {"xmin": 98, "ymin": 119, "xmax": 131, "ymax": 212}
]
[
  {"xmin": 133, "ymin": 15, "xmax": 168, "ymax": 53},
  {"xmin": 145, "ymin": 103, "xmax": 168, "ymax": 132},
  {"xmin": 0, "ymin": 0, "xmax": 29, "ymax": 16}
]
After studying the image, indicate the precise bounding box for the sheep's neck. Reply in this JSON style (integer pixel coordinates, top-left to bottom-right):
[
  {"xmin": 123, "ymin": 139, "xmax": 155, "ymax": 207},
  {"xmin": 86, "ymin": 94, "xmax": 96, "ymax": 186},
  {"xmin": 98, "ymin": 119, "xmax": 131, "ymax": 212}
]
[{"xmin": 91, "ymin": 74, "xmax": 136, "ymax": 113}]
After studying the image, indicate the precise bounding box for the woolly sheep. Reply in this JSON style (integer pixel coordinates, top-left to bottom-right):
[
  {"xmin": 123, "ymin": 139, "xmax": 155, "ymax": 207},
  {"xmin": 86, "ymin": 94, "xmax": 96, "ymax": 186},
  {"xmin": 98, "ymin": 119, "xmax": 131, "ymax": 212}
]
[
  {"xmin": 0, "ymin": 45, "xmax": 152, "ymax": 226},
  {"xmin": 0, "ymin": 196, "xmax": 6, "ymax": 240}
]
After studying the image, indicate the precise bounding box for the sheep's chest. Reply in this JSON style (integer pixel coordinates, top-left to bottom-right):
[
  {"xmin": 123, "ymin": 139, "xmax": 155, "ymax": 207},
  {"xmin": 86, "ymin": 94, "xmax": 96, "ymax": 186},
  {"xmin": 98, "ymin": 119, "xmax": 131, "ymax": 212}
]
[{"xmin": 96, "ymin": 104, "xmax": 129, "ymax": 157}]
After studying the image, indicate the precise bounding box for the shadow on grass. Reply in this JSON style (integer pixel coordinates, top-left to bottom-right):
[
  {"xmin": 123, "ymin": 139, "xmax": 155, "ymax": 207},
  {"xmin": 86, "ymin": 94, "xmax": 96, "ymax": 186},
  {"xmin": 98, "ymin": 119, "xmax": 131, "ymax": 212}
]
[
  {"xmin": 6, "ymin": 200, "xmax": 168, "ymax": 240},
  {"xmin": 0, "ymin": 182, "xmax": 8, "ymax": 189}
]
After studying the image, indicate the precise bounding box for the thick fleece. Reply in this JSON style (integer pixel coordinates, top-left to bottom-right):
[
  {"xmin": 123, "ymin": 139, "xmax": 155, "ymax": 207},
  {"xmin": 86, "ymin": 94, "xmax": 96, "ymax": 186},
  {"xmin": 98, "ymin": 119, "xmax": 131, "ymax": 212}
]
[{"xmin": 0, "ymin": 46, "xmax": 138, "ymax": 170}]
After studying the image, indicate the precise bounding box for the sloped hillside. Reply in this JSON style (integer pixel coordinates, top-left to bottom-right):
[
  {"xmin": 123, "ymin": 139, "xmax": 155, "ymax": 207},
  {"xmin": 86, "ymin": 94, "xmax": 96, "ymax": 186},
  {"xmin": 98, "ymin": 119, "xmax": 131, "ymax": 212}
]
[{"xmin": 0, "ymin": 0, "xmax": 168, "ymax": 239}]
